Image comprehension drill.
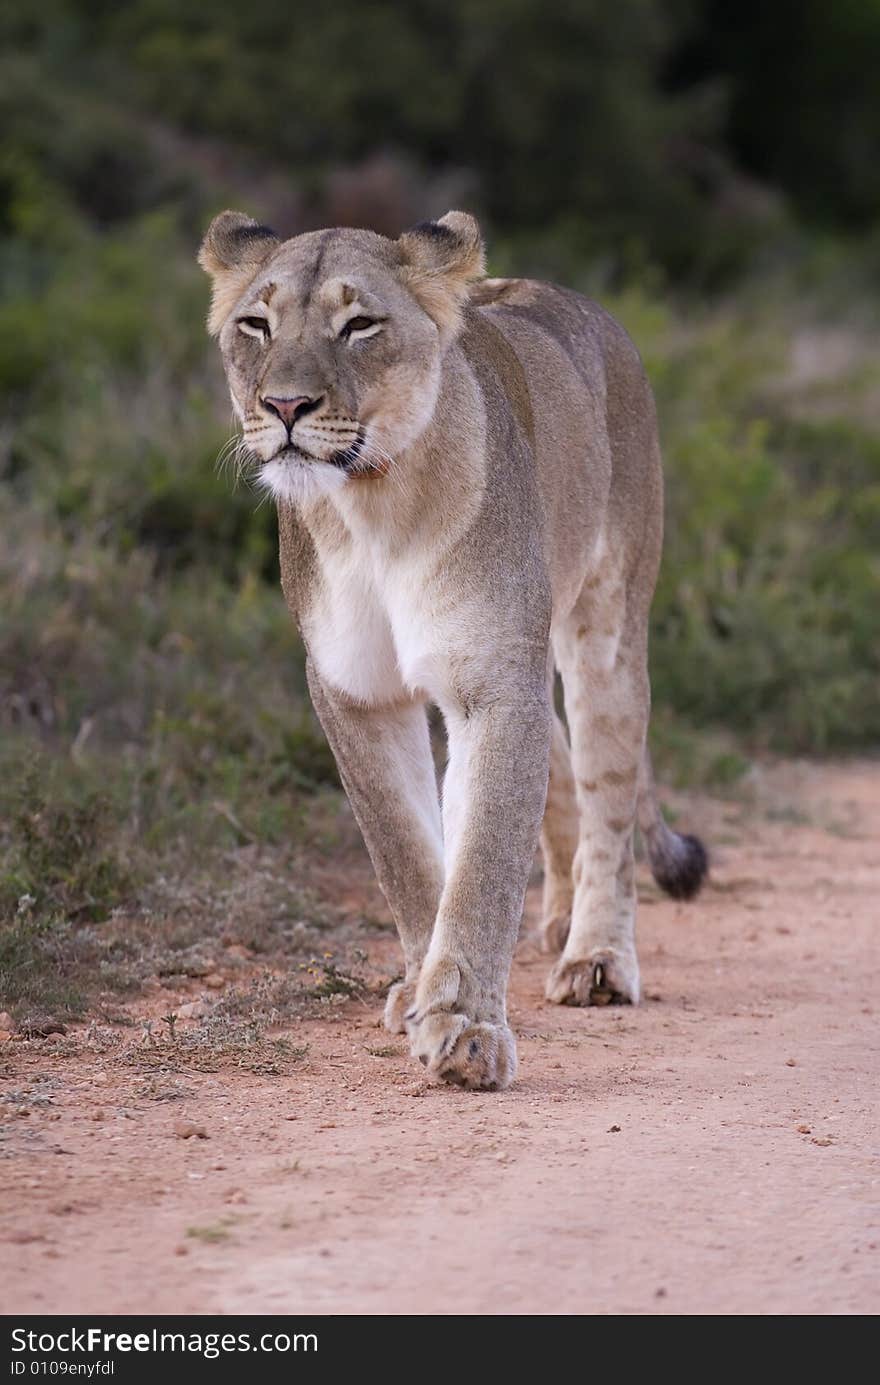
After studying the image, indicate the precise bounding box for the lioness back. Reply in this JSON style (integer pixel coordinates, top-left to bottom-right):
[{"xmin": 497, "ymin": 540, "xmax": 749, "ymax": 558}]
[{"xmin": 466, "ymin": 276, "xmax": 663, "ymax": 616}]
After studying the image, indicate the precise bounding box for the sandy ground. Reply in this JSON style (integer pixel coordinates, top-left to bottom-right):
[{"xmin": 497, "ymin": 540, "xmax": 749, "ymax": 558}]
[{"xmin": 1, "ymin": 761, "xmax": 877, "ymax": 1316}]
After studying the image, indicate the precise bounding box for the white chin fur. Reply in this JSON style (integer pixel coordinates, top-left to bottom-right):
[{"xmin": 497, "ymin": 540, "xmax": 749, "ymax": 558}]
[{"xmin": 257, "ymin": 457, "xmax": 349, "ymax": 506}]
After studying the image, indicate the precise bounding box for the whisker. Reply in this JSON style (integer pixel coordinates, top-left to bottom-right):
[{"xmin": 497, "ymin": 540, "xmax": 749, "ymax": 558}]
[
  {"xmin": 215, "ymin": 431, "xmax": 262, "ymax": 493},
  {"xmin": 357, "ymin": 433, "xmax": 399, "ymax": 486},
  {"xmin": 214, "ymin": 433, "xmax": 240, "ymax": 479}
]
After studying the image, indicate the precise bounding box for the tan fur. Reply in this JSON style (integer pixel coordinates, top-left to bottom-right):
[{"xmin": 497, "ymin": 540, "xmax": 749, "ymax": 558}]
[{"xmin": 198, "ymin": 210, "xmax": 706, "ymax": 1091}]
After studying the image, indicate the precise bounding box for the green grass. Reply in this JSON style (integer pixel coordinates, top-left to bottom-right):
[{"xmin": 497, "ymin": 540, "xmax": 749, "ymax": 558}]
[{"xmin": 186, "ymin": 1221, "xmax": 235, "ymax": 1244}]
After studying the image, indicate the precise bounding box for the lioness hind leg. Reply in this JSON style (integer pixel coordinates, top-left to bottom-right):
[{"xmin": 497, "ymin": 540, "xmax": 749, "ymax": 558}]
[
  {"xmin": 538, "ymin": 708, "xmax": 578, "ymax": 954},
  {"xmin": 545, "ymin": 594, "xmax": 650, "ymax": 1008}
]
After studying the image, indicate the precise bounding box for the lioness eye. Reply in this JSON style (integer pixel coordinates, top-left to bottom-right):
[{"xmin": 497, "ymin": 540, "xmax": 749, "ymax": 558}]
[
  {"xmin": 340, "ymin": 315, "xmax": 376, "ymax": 338},
  {"xmin": 237, "ymin": 316, "xmax": 269, "ymax": 339}
]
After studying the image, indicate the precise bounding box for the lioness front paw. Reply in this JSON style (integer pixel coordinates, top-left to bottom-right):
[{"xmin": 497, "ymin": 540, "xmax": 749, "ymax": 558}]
[
  {"xmin": 384, "ymin": 977, "xmax": 418, "ymax": 1034},
  {"xmin": 407, "ymin": 1011, "xmax": 517, "ymax": 1091},
  {"xmin": 545, "ymin": 947, "xmax": 640, "ymax": 1007}
]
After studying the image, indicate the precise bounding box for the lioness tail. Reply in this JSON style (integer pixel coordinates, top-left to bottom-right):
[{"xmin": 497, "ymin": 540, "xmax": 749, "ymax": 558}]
[{"xmin": 637, "ymin": 750, "xmax": 709, "ymax": 900}]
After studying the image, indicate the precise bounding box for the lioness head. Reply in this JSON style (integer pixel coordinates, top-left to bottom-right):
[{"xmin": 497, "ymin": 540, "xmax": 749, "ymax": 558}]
[{"xmin": 198, "ymin": 210, "xmax": 485, "ymax": 504}]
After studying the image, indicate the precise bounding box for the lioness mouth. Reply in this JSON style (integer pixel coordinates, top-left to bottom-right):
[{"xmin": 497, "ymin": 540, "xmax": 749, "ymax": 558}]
[
  {"xmin": 274, "ymin": 444, "xmax": 319, "ymax": 465},
  {"xmin": 271, "ymin": 436, "xmax": 366, "ymax": 473}
]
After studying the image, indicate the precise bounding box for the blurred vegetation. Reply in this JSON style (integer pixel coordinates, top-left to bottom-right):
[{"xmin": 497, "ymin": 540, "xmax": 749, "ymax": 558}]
[{"xmin": 1, "ymin": 1, "xmax": 879, "ymax": 1017}]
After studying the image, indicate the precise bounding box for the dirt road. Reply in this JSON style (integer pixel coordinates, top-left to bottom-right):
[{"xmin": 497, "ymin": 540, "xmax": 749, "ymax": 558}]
[{"xmin": 1, "ymin": 762, "xmax": 877, "ymax": 1315}]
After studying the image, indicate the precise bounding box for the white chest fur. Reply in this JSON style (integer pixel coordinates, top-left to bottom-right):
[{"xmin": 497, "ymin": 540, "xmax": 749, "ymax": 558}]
[
  {"xmin": 299, "ymin": 401, "xmax": 488, "ymax": 711},
  {"xmin": 304, "ymin": 538, "xmax": 442, "ymax": 708}
]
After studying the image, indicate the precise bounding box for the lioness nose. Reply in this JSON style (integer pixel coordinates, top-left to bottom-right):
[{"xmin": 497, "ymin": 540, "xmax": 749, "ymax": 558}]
[{"xmin": 262, "ymin": 395, "xmax": 322, "ymax": 429}]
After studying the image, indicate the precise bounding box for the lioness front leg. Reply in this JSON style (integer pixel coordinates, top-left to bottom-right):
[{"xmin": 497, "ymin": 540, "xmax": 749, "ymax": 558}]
[
  {"xmin": 406, "ymin": 688, "xmax": 551, "ymax": 1090},
  {"xmin": 306, "ymin": 665, "xmax": 444, "ymax": 1031}
]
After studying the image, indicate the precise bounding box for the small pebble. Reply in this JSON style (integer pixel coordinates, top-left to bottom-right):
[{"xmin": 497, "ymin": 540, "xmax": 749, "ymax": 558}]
[{"xmin": 174, "ymin": 1122, "xmax": 209, "ymax": 1140}]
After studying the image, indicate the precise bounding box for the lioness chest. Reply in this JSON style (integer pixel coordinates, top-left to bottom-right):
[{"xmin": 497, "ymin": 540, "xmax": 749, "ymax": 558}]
[{"xmin": 302, "ymin": 539, "xmax": 457, "ymax": 709}]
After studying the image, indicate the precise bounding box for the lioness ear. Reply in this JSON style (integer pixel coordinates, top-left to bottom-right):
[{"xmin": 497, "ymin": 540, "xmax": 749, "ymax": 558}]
[
  {"xmin": 198, "ymin": 210, "xmax": 280, "ymax": 335},
  {"xmin": 398, "ymin": 211, "xmax": 486, "ymax": 340}
]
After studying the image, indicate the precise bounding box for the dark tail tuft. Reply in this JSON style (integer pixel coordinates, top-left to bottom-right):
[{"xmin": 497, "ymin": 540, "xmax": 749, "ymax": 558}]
[{"xmin": 648, "ymin": 830, "xmax": 709, "ymax": 900}]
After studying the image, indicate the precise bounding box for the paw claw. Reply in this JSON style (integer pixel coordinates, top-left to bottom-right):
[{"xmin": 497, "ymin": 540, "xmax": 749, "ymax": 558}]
[
  {"xmin": 589, "ymin": 961, "xmax": 620, "ymax": 1006},
  {"xmin": 546, "ymin": 948, "xmax": 640, "ymax": 1007}
]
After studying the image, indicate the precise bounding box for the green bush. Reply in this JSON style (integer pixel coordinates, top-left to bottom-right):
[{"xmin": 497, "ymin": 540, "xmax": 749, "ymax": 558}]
[{"xmin": 604, "ymin": 285, "xmax": 880, "ymax": 752}]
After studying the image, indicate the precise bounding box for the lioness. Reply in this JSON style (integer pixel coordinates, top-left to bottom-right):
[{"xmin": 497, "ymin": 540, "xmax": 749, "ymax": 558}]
[{"xmin": 199, "ymin": 209, "xmax": 707, "ymax": 1090}]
